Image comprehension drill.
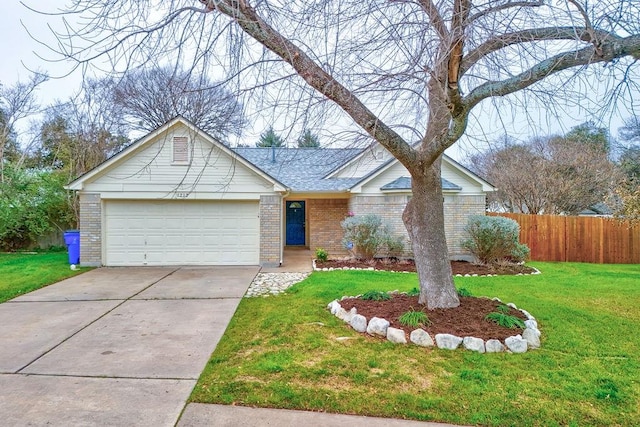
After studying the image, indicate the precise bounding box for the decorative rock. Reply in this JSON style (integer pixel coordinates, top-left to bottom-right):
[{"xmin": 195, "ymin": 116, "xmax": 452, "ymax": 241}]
[
  {"xmin": 366, "ymin": 317, "xmax": 390, "ymax": 337},
  {"xmin": 524, "ymin": 319, "xmax": 538, "ymax": 329},
  {"xmin": 522, "ymin": 328, "xmax": 541, "ymax": 349},
  {"xmin": 492, "ymin": 297, "xmax": 502, "ymax": 302},
  {"xmin": 505, "ymin": 335, "xmax": 528, "ymax": 353},
  {"xmin": 485, "ymin": 339, "xmax": 505, "ymax": 353},
  {"xmin": 410, "ymin": 329, "xmax": 434, "ymax": 347},
  {"xmin": 463, "ymin": 336, "xmax": 486, "ymax": 353},
  {"xmin": 327, "ymin": 300, "xmax": 341, "ymax": 315},
  {"xmin": 521, "ymin": 309, "xmax": 535, "ymax": 320},
  {"xmin": 507, "ymin": 302, "xmax": 518, "ymax": 310},
  {"xmin": 334, "ymin": 307, "xmax": 348, "ymax": 321},
  {"xmin": 349, "ymin": 314, "xmax": 368, "ymax": 333},
  {"xmin": 387, "ymin": 327, "xmax": 407, "ymax": 344},
  {"xmin": 435, "ymin": 334, "xmax": 463, "ymax": 350}
]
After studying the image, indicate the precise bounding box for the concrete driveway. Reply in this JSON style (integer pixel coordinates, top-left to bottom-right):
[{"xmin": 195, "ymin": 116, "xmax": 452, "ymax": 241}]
[{"xmin": 0, "ymin": 266, "xmax": 259, "ymax": 426}]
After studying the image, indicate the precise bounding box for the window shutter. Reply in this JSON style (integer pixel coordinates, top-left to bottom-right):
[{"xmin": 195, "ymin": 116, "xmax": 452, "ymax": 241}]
[{"xmin": 173, "ymin": 136, "xmax": 189, "ymax": 163}]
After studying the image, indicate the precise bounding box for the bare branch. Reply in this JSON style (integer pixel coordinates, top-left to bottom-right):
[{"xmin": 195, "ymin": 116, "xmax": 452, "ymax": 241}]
[
  {"xmin": 468, "ymin": 0, "xmax": 544, "ymax": 24},
  {"xmin": 417, "ymin": 0, "xmax": 449, "ymax": 41},
  {"xmin": 464, "ymin": 34, "xmax": 640, "ymax": 110}
]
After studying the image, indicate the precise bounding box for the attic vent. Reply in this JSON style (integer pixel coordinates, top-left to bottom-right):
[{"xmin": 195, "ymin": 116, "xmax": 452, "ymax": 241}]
[{"xmin": 172, "ymin": 136, "xmax": 189, "ymax": 164}]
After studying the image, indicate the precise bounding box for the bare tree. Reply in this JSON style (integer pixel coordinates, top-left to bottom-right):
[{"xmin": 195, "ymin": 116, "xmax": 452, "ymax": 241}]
[
  {"xmin": 111, "ymin": 66, "xmax": 246, "ymax": 141},
  {"xmin": 40, "ymin": 0, "xmax": 640, "ymax": 308},
  {"xmin": 471, "ymin": 131, "xmax": 618, "ymax": 215},
  {"xmin": 0, "ymin": 73, "xmax": 47, "ymax": 181}
]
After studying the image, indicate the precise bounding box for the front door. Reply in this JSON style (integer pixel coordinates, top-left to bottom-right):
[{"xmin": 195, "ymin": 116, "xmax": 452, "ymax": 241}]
[{"xmin": 286, "ymin": 201, "xmax": 306, "ymax": 246}]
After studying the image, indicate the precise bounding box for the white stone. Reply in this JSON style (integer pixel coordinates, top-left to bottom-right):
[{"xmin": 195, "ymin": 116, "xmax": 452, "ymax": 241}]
[
  {"xmin": 349, "ymin": 314, "xmax": 367, "ymax": 333},
  {"xmin": 507, "ymin": 302, "xmax": 518, "ymax": 310},
  {"xmin": 409, "ymin": 329, "xmax": 434, "ymax": 347},
  {"xmin": 522, "ymin": 328, "xmax": 541, "ymax": 349},
  {"xmin": 335, "ymin": 307, "xmax": 349, "ymax": 321},
  {"xmin": 435, "ymin": 334, "xmax": 463, "ymax": 350},
  {"xmin": 327, "ymin": 300, "xmax": 341, "ymax": 315},
  {"xmin": 524, "ymin": 319, "xmax": 538, "ymax": 330},
  {"xmin": 485, "ymin": 339, "xmax": 505, "ymax": 353},
  {"xmin": 387, "ymin": 327, "xmax": 407, "ymax": 344},
  {"xmin": 492, "ymin": 297, "xmax": 502, "ymax": 302},
  {"xmin": 463, "ymin": 336, "xmax": 486, "ymax": 353},
  {"xmin": 505, "ymin": 335, "xmax": 528, "ymax": 353},
  {"xmin": 366, "ymin": 317, "xmax": 390, "ymax": 337}
]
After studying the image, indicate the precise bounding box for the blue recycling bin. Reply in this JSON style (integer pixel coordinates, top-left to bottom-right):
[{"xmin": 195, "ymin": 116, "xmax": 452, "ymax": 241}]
[{"xmin": 63, "ymin": 230, "xmax": 80, "ymax": 265}]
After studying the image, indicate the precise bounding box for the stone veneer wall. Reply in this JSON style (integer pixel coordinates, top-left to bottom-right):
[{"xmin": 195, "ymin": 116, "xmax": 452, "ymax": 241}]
[
  {"xmin": 308, "ymin": 199, "xmax": 349, "ymax": 257},
  {"xmin": 79, "ymin": 193, "xmax": 102, "ymax": 266},
  {"xmin": 349, "ymin": 194, "xmax": 486, "ymax": 259},
  {"xmin": 260, "ymin": 195, "xmax": 282, "ymax": 267}
]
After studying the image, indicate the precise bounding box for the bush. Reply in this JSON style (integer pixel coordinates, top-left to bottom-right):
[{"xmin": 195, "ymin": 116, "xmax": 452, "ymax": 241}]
[
  {"xmin": 315, "ymin": 248, "xmax": 328, "ymax": 262},
  {"xmin": 398, "ymin": 308, "xmax": 431, "ymax": 328},
  {"xmin": 341, "ymin": 214, "xmax": 404, "ymax": 259},
  {"xmin": 361, "ymin": 290, "xmax": 392, "ymax": 301},
  {"xmin": 461, "ymin": 215, "xmax": 530, "ymax": 264}
]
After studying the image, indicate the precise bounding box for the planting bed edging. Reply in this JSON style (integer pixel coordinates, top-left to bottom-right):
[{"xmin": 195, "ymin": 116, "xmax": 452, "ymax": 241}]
[
  {"xmin": 313, "ymin": 259, "xmax": 541, "ymax": 277},
  {"xmin": 327, "ymin": 295, "xmax": 541, "ymax": 353}
]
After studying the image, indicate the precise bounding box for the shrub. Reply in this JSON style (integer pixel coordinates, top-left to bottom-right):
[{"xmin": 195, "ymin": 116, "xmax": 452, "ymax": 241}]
[
  {"xmin": 457, "ymin": 287, "xmax": 473, "ymax": 297},
  {"xmin": 315, "ymin": 248, "xmax": 328, "ymax": 263},
  {"xmin": 461, "ymin": 215, "xmax": 530, "ymax": 264},
  {"xmin": 341, "ymin": 214, "xmax": 403, "ymax": 259},
  {"xmin": 398, "ymin": 308, "xmax": 431, "ymax": 328},
  {"xmin": 407, "ymin": 287, "xmax": 420, "ymax": 297},
  {"xmin": 361, "ymin": 290, "xmax": 392, "ymax": 301}
]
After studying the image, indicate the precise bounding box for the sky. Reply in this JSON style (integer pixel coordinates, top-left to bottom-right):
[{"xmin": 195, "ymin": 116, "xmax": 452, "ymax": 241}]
[{"xmin": 1, "ymin": 1, "xmax": 638, "ymax": 162}]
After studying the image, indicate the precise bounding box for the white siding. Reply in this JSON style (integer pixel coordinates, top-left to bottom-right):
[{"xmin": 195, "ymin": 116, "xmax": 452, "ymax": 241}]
[
  {"xmin": 357, "ymin": 160, "xmax": 483, "ymax": 195},
  {"xmin": 84, "ymin": 122, "xmax": 274, "ymax": 199}
]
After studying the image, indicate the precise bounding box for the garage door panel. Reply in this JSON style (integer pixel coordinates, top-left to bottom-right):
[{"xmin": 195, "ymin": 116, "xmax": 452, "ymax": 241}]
[{"xmin": 105, "ymin": 200, "xmax": 260, "ymax": 266}]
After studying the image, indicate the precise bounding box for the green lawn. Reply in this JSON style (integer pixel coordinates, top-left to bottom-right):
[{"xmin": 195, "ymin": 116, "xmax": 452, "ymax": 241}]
[
  {"xmin": 191, "ymin": 262, "xmax": 640, "ymax": 426},
  {"xmin": 0, "ymin": 251, "xmax": 90, "ymax": 303}
]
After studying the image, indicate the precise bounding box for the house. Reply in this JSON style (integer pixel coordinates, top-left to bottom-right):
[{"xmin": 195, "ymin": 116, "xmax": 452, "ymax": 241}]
[{"xmin": 66, "ymin": 117, "xmax": 494, "ymax": 267}]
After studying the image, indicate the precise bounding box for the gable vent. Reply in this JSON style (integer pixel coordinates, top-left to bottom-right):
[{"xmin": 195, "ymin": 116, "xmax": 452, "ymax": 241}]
[{"xmin": 172, "ymin": 136, "xmax": 189, "ymax": 163}]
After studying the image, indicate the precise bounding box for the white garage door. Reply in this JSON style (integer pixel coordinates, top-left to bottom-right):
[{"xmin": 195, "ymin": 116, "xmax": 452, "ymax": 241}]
[{"xmin": 104, "ymin": 200, "xmax": 260, "ymax": 266}]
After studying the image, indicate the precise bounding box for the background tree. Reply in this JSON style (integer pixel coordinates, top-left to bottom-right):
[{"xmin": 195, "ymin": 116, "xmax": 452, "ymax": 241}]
[
  {"xmin": 256, "ymin": 127, "xmax": 285, "ymax": 148},
  {"xmin": 111, "ymin": 66, "xmax": 246, "ymax": 141},
  {"xmin": 45, "ymin": 0, "xmax": 640, "ymax": 308},
  {"xmin": 0, "ymin": 73, "xmax": 47, "ymax": 181},
  {"xmin": 611, "ymin": 117, "xmax": 640, "ymax": 222},
  {"xmin": 297, "ymin": 129, "xmax": 320, "ymax": 148},
  {"xmin": 469, "ymin": 125, "xmax": 618, "ymax": 215}
]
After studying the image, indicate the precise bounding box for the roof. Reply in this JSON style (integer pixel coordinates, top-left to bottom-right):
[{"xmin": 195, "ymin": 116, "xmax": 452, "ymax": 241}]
[
  {"xmin": 380, "ymin": 176, "xmax": 462, "ymax": 191},
  {"xmin": 233, "ymin": 147, "xmax": 363, "ymax": 192}
]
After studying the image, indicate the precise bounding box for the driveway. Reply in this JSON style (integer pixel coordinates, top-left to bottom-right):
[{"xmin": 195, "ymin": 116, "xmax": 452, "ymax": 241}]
[{"xmin": 0, "ymin": 266, "xmax": 259, "ymax": 426}]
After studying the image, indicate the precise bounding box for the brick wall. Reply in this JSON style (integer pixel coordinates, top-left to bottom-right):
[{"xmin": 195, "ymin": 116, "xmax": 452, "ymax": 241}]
[
  {"xmin": 308, "ymin": 199, "xmax": 349, "ymax": 257},
  {"xmin": 260, "ymin": 195, "xmax": 281, "ymax": 267},
  {"xmin": 349, "ymin": 194, "xmax": 486, "ymax": 259},
  {"xmin": 79, "ymin": 193, "xmax": 102, "ymax": 266}
]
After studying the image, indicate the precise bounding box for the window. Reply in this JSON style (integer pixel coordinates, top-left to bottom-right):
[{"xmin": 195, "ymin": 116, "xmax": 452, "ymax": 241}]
[{"xmin": 172, "ymin": 136, "xmax": 189, "ymax": 164}]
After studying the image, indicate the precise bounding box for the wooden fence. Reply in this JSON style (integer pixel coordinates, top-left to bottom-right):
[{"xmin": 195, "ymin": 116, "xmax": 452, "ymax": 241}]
[{"xmin": 487, "ymin": 213, "xmax": 640, "ymax": 264}]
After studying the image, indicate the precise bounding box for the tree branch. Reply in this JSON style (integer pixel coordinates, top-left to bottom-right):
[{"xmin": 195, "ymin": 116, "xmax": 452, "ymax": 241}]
[
  {"xmin": 461, "ymin": 27, "xmax": 621, "ymax": 75},
  {"xmin": 417, "ymin": 0, "xmax": 450, "ymax": 41},
  {"xmin": 204, "ymin": 0, "xmax": 416, "ymax": 165},
  {"xmin": 464, "ymin": 34, "xmax": 640, "ymax": 111},
  {"xmin": 468, "ymin": 0, "xmax": 544, "ymax": 24}
]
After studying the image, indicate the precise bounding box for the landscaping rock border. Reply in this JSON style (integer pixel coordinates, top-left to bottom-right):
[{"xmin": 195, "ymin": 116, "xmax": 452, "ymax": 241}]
[
  {"xmin": 245, "ymin": 272, "xmax": 309, "ymax": 297},
  {"xmin": 327, "ymin": 294, "xmax": 541, "ymax": 354},
  {"xmin": 313, "ymin": 259, "xmax": 541, "ymax": 276}
]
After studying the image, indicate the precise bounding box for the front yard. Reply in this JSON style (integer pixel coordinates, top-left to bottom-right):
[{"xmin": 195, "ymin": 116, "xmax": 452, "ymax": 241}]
[
  {"xmin": 0, "ymin": 251, "xmax": 89, "ymax": 303},
  {"xmin": 191, "ymin": 262, "xmax": 640, "ymax": 426}
]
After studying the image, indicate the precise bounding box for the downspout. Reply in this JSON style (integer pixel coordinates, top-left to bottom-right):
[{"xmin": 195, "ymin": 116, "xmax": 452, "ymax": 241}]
[{"xmin": 280, "ymin": 190, "xmax": 290, "ymax": 266}]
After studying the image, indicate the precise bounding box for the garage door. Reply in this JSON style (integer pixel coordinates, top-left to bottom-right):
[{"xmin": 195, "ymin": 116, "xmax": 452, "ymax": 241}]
[{"xmin": 104, "ymin": 200, "xmax": 260, "ymax": 266}]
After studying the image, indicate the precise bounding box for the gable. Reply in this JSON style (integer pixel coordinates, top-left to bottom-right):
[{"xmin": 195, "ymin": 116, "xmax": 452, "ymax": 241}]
[
  {"xmin": 354, "ymin": 158, "xmax": 485, "ymax": 195},
  {"xmin": 70, "ymin": 119, "xmax": 284, "ymax": 198}
]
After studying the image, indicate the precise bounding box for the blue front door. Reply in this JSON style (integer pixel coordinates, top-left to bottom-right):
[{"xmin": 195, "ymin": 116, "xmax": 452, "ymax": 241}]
[{"xmin": 286, "ymin": 201, "xmax": 306, "ymax": 246}]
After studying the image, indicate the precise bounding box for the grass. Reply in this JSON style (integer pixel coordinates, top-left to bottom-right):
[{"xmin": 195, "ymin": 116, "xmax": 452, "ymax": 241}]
[
  {"xmin": 191, "ymin": 262, "xmax": 640, "ymax": 426},
  {"xmin": 0, "ymin": 251, "xmax": 90, "ymax": 303}
]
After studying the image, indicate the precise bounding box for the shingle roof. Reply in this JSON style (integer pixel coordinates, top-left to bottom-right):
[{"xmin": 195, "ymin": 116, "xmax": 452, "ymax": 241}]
[
  {"xmin": 233, "ymin": 147, "xmax": 364, "ymax": 191},
  {"xmin": 380, "ymin": 176, "xmax": 462, "ymax": 191}
]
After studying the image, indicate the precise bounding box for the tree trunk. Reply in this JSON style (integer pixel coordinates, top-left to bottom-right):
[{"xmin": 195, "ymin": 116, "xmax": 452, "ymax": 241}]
[{"xmin": 403, "ymin": 156, "xmax": 460, "ymax": 309}]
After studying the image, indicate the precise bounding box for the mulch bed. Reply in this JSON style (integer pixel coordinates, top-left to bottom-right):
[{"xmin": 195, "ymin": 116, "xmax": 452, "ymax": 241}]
[
  {"xmin": 339, "ymin": 295, "xmax": 527, "ymax": 341},
  {"xmin": 318, "ymin": 258, "xmax": 536, "ymax": 275},
  {"xmin": 324, "ymin": 258, "xmax": 534, "ymax": 341}
]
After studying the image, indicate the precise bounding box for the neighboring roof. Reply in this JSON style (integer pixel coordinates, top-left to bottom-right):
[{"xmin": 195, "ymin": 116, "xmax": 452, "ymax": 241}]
[
  {"xmin": 233, "ymin": 147, "xmax": 363, "ymax": 192},
  {"xmin": 380, "ymin": 176, "xmax": 462, "ymax": 192}
]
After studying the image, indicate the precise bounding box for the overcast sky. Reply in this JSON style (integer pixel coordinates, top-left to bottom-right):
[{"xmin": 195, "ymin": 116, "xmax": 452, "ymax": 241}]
[{"xmin": 1, "ymin": 1, "xmax": 637, "ymax": 161}]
